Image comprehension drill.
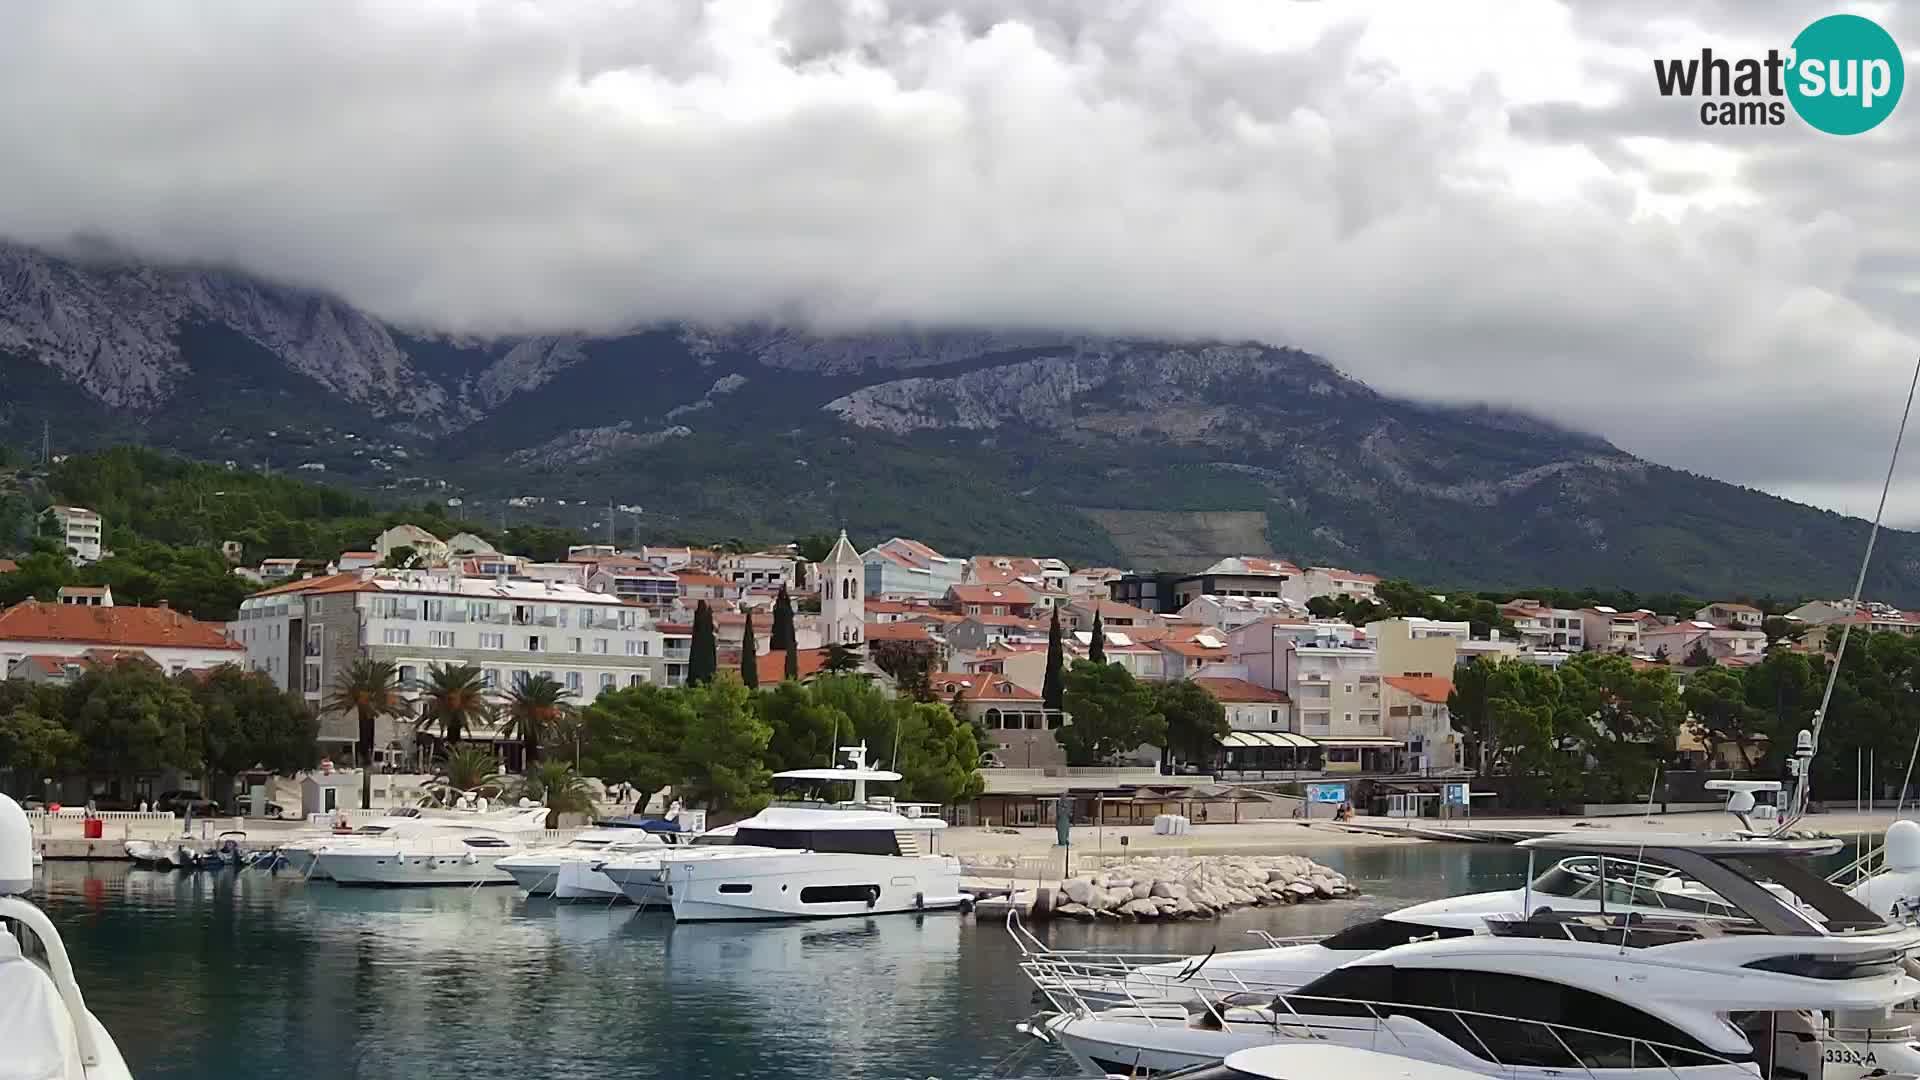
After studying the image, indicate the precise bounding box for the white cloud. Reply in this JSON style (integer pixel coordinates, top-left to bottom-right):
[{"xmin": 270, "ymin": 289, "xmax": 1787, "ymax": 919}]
[{"xmin": 3, "ymin": 0, "xmax": 1919, "ymax": 516}]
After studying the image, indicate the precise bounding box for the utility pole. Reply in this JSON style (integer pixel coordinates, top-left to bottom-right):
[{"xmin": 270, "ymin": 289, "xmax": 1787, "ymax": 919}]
[{"xmin": 41, "ymin": 420, "xmax": 49, "ymax": 467}]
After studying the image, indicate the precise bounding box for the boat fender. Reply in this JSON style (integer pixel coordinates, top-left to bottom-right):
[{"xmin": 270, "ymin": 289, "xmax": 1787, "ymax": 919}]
[
  {"xmin": 866, "ymin": 885, "xmax": 880, "ymax": 908},
  {"xmin": 960, "ymin": 896, "xmax": 976, "ymax": 914},
  {"xmin": 464, "ymin": 852, "xmax": 479, "ymax": 865},
  {"xmin": 915, "ymin": 891, "xmax": 926, "ymax": 911}
]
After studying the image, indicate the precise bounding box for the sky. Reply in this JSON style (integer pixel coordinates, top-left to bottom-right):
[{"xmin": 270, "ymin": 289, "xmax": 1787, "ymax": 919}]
[{"xmin": 4, "ymin": 1, "xmax": 1920, "ymax": 520}]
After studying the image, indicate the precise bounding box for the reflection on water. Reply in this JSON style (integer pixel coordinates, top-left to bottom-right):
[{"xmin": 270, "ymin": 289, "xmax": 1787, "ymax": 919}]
[{"xmin": 31, "ymin": 844, "xmax": 1534, "ymax": 1080}]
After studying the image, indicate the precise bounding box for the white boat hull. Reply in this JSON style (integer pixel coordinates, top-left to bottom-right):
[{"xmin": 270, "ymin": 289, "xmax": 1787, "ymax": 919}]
[
  {"xmin": 317, "ymin": 849, "xmax": 515, "ymax": 886},
  {"xmin": 555, "ymin": 860, "xmax": 623, "ymax": 900},
  {"xmin": 664, "ymin": 851, "xmax": 965, "ymax": 922},
  {"xmin": 600, "ymin": 861, "xmax": 670, "ymax": 906}
]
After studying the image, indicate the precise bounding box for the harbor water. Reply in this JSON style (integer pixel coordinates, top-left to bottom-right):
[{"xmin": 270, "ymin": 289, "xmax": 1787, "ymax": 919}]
[{"xmin": 33, "ymin": 843, "xmax": 1535, "ymax": 1080}]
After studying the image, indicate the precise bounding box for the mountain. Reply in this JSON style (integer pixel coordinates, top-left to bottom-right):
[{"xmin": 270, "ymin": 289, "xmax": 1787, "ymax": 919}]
[{"xmin": 2, "ymin": 240, "xmax": 1916, "ymax": 601}]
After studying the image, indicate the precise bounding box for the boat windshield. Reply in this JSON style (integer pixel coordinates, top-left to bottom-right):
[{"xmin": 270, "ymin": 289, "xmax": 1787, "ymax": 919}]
[
  {"xmin": 1528, "ymin": 855, "xmax": 1745, "ymax": 918},
  {"xmin": 732, "ymin": 828, "xmax": 901, "ymax": 856}
]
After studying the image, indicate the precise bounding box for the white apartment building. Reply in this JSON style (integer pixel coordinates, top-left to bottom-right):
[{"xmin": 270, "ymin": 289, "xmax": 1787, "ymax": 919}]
[
  {"xmin": 1284, "ymin": 642, "xmax": 1397, "ymax": 772},
  {"xmin": 231, "ymin": 569, "xmax": 668, "ymax": 761},
  {"xmin": 46, "ymin": 505, "xmax": 103, "ymax": 563},
  {"xmin": 718, "ymin": 550, "xmax": 798, "ymax": 591},
  {"xmin": 1176, "ymin": 594, "xmax": 1305, "ymax": 630},
  {"xmin": 1499, "ymin": 600, "xmax": 1586, "ymax": 651},
  {"xmin": 1579, "ymin": 606, "xmax": 1650, "ymax": 653},
  {"xmin": 1281, "ymin": 566, "xmax": 1382, "ymax": 606}
]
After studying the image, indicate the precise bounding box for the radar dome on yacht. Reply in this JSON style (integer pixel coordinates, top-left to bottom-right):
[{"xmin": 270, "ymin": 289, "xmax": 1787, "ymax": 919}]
[{"xmin": 1885, "ymin": 819, "xmax": 1920, "ymax": 871}]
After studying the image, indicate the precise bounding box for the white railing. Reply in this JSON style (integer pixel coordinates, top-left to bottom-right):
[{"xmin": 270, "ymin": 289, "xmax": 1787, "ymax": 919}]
[
  {"xmin": 26, "ymin": 810, "xmax": 175, "ymax": 822},
  {"xmin": 1009, "ymin": 914, "xmax": 1741, "ymax": 1078}
]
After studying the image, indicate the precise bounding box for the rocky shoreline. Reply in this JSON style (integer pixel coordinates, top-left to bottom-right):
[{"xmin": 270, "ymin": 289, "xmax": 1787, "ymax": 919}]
[{"xmin": 1043, "ymin": 854, "xmax": 1355, "ymax": 921}]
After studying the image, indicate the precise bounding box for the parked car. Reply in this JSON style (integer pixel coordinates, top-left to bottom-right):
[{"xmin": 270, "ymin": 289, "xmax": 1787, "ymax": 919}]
[{"xmin": 154, "ymin": 790, "xmax": 224, "ymax": 817}]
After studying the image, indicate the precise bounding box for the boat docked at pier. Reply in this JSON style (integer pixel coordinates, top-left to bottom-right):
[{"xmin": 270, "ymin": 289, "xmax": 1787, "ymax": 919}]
[
  {"xmin": 1022, "ymin": 830, "xmax": 1920, "ymax": 1079},
  {"xmin": 276, "ymin": 803, "xmax": 545, "ymax": 880},
  {"xmin": 497, "ymin": 817, "xmax": 682, "ymax": 898},
  {"xmin": 313, "ymin": 807, "xmax": 553, "ymax": 886},
  {"xmin": 657, "ymin": 744, "xmax": 967, "ymax": 922},
  {"xmin": 595, "ymin": 824, "xmax": 754, "ymax": 906},
  {"xmin": 0, "ymin": 793, "xmax": 135, "ymax": 1080}
]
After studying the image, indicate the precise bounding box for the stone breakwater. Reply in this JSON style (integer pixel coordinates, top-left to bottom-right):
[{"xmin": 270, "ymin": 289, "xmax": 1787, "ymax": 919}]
[{"xmin": 1048, "ymin": 854, "xmax": 1354, "ymax": 921}]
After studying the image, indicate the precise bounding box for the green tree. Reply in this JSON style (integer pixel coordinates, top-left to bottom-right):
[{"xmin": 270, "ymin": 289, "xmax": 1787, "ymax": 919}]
[
  {"xmin": 322, "ymin": 659, "xmax": 412, "ymax": 809},
  {"xmin": 1761, "ymin": 616, "xmax": 1805, "ymax": 650},
  {"xmin": 1043, "ymin": 608, "xmax": 1065, "ymax": 712},
  {"xmin": 785, "ymin": 636, "xmax": 801, "ymax": 681},
  {"xmin": 414, "ymin": 662, "xmax": 493, "ymax": 751},
  {"xmin": 740, "ymin": 610, "xmax": 760, "ymax": 689},
  {"xmin": 514, "ymin": 760, "xmax": 596, "ymax": 829},
  {"xmin": 0, "ymin": 681, "xmax": 79, "ymax": 774},
  {"xmin": 1087, "ymin": 611, "xmax": 1106, "ymax": 665},
  {"xmin": 805, "ymin": 676, "xmax": 980, "ymax": 803},
  {"xmin": 1448, "ymin": 657, "xmax": 1497, "ymax": 774},
  {"xmin": 1682, "ymin": 666, "xmax": 1767, "ymax": 770},
  {"xmin": 437, "ymin": 745, "xmax": 505, "ymax": 793},
  {"xmin": 1057, "ymin": 660, "xmax": 1164, "ymax": 766},
  {"xmin": 688, "ymin": 600, "xmax": 718, "ymax": 686},
  {"xmin": 499, "ymin": 673, "xmax": 576, "ymax": 773},
  {"xmin": 185, "ymin": 664, "xmax": 318, "ymax": 801},
  {"xmin": 63, "ymin": 661, "xmax": 205, "ymax": 796},
  {"xmin": 1683, "ymin": 638, "xmax": 1714, "ymax": 668},
  {"xmin": 1559, "ymin": 652, "xmax": 1685, "ymax": 801},
  {"xmin": 770, "ymin": 585, "xmax": 796, "ymax": 651},
  {"xmin": 754, "ymin": 679, "xmax": 844, "ymax": 774},
  {"xmin": 869, "ymin": 637, "xmax": 936, "ymax": 699},
  {"xmin": 381, "ymin": 544, "xmax": 419, "ymax": 569},
  {"xmin": 794, "ymin": 534, "xmax": 836, "ymax": 563},
  {"xmin": 823, "ymin": 641, "xmax": 865, "ymax": 675},
  {"xmin": 1154, "ymin": 679, "xmax": 1228, "ymax": 769},
  {"xmin": 678, "ymin": 676, "xmax": 772, "ymax": 809},
  {"xmin": 581, "ymin": 684, "xmax": 692, "ymax": 813}
]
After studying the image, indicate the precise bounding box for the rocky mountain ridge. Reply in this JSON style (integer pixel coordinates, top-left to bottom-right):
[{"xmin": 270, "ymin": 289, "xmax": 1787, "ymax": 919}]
[{"xmin": 1, "ymin": 240, "xmax": 1914, "ymax": 601}]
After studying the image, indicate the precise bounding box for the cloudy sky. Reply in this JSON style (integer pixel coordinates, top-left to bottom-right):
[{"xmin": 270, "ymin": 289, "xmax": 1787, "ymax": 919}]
[{"xmin": 4, "ymin": 0, "xmax": 1919, "ymax": 519}]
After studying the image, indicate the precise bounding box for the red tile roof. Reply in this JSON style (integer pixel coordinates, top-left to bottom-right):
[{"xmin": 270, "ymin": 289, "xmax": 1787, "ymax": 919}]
[
  {"xmin": 966, "ymin": 613, "xmax": 1044, "ymax": 629},
  {"xmin": 1382, "ymin": 675, "xmax": 1455, "ymax": 704},
  {"xmin": 753, "ymin": 647, "xmax": 831, "ymax": 683},
  {"xmin": 948, "ymin": 583, "xmax": 1037, "ymax": 606},
  {"xmin": 1071, "ymin": 598, "xmax": 1158, "ymax": 621},
  {"xmin": 1157, "ymin": 638, "xmax": 1230, "ymax": 657},
  {"xmin": 927, "ymin": 672, "xmax": 1041, "ymax": 701},
  {"xmin": 250, "ymin": 571, "xmax": 369, "ymax": 597},
  {"xmin": 0, "ymin": 601, "xmax": 242, "ymax": 651},
  {"xmin": 1313, "ymin": 566, "xmax": 1381, "ymax": 583},
  {"xmin": 673, "ymin": 571, "xmax": 732, "ymax": 587},
  {"xmin": 1192, "ymin": 677, "xmax": 1290, "ymax": 703},
  {"xmin": 0, "ymin": 559, "xmax": 18, "ymax": 574},
  {"xmin": 865, "ymin": 599, "xmax": 931, "ymax": 615},
  {"xmin": 864, "ymin": 622, "xmax": 934, "ymax": 642},
  {"xmin": 968, "ymin": 556, "xmax": 1046, "ymax": 585}
]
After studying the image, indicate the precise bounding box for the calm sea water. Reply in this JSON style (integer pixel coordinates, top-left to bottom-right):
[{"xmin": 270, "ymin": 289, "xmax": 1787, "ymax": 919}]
[{"xmin": 30, "ymin": 844, "xmax": 1535, "ymax": 1080}]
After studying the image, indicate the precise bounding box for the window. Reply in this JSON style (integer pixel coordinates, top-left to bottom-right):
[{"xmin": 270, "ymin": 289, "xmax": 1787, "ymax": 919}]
[
  {"xmin": 483, "ymin": 669, "xmax": 500, "ymax": 689},
  {"xmin": 429, "ymin": 630, "xmax": 455, "ymax": 648},
  {"xmin": 599, "ymin": 673, "xmax": 615, "ymax": 689},
  {"xmin": 594, "ymin": 638, "xmax": 609, "ymax": 654},
  {"xmin": 566, "ymin": 672, "xmax": 584, "ymax": 692},
  {"xmin": 628, "ymin": 674, "xmax": 646, "ymax": 688},
  {"xmin": 568, "ymin": 637, "xmax": 583, "ymax": 653},
  {"xmin": 626, "ymin": 639, "xmax": 648, "ymax": 656},
  {"xmin": 512, "ymin": 669, "xmax": 532, "ymax": 688},
  {"xmin": 1319, "ymin": 918, "xmax": 1475, "ymax": 951},
  {"xmin": 734, "ymin": 829, "xmax": 900, "ymax": 856},
  {"xmin": 479, "ymin": 632, "xmax": 505, "ymax": 650},
  {"xmin": 718, "ymin": 883, "xmax": 754, "ymax": 894},
  {"xmin": 1025, "ymin": 713, "xmax": 1042, "ymax": 730},
  {"xmin": 383, "ymin": 628, "xmax": 410, "ymax": 645},
  {"xmin": 540, "ymin": 669, "xmax": 555, "ymax": 682},
  {"xmin": 398, "ymin": 665, "xmax": 418, "ymax": 684},
  {"xmin": 983, "ymin": 708, "xmax": 1002, "ymax": 729},
  {"xmin": 527, "ymin": 635, "xmax": 543, "ymax": 652},
  {"xmin": 423, "ymin": 599, "xmax": 446, "ymax": 621},
  {"xmin": 801, "ymin": 884, "xmax": 881, "ymax": 904},
  {"xmin": 462, "ymin": 836, "xmax": 511, "ymax": 849},
  {"xmin": 304, "ymin": 663, "xmax": 321, "ymax": 692}
]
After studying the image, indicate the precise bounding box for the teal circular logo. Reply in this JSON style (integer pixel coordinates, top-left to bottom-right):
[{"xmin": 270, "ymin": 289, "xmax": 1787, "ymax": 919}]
[{"xmin": 1787, "ymin": 14, "xmax": 1903, "ymax": 135}]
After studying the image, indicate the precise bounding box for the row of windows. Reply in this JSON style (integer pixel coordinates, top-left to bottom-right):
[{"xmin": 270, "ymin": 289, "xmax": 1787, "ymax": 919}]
[{"xmin": 375, "ymin": 629, "xmax": 653, "ymax": 656}]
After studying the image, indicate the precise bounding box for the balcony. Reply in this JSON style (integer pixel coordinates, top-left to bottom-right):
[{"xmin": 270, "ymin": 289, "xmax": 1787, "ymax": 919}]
[
  {"xmin": 510, "ymin": 614, "xmax": 561, "ymax": 628},
  {"xmin": 664, "ymin": 646, "xmax": 691, "ymax": 662}
]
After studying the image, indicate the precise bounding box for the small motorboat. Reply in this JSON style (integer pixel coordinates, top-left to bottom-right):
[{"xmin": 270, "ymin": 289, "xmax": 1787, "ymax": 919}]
[
  {"xmin": 123, "ymin": 839, "xmax": 173, "ymax": 867},
  {"xmin": 0, "ymin": 792, "xmax": 135, "ymax": 1079}
]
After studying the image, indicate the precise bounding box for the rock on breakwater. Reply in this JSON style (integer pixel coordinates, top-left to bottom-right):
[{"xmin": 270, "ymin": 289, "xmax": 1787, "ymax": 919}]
[{"xmin": 1046, "ymin": 854, "xmax": 1353, "ymax": 921}]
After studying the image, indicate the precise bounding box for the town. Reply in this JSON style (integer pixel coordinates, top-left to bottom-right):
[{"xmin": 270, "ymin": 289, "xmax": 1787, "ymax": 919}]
[{"xmin": 2, "ymin": 477, "xmax": 1903, "ymax": 828}]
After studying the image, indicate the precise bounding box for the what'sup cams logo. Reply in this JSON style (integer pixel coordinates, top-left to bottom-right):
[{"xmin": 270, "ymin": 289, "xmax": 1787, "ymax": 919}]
[{"xmin": 1653, "ymin": 13, "xmax": 1903, "ymax": 134}]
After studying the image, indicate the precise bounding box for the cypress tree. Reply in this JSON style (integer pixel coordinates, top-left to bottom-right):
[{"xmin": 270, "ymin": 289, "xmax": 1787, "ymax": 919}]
[
  {"xmin": 770, "ymin": 585, "xmax": 796, "ymax": 651},
  {"xmin": 785, "ymin": 636, "xmax": 801, "ymax": 681},
  {"xmin": 740, "ymin": 609, "xmax": 759, "ymax": 689},
  {"xmin": 1043, "ymin": 607, "xmax": 1065, "ymax": 712},
  {"xmin": 689, "ymin": 600, "xmax": 718, "ymax": 685},
  {"xmin": 1088, "ymin": 610, "xmax": 1106, "ymax": 664}
]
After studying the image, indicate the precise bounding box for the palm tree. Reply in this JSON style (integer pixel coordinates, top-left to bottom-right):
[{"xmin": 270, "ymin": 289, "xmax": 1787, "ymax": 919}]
[
  {"xmin": 515, "ymin": 760, "xmax": 597, "ymax": 829},
  {"xmin": 499, "ymin": 673, "xmax": 577, "ymax": 773},
  {"xmin": 433, "ymin": 745, "xmax": 507, "ymax": 801},
  {"xmin": 415, "ymin": 662, "xmax": 494, "ymax": 754},
  {"xmin": 322, "ymin": 659, "xmax": 413, "ymax": 809}
]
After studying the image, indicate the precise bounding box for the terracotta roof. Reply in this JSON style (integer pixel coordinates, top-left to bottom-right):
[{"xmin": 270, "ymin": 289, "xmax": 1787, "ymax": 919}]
[
  {"xmin": 1192, "ymin": 677, "xmax": 1291, "ymax": 703},
  {"xmin": 865, "ymin": 599, "xmax": 932, "ymax": 614},
  {"xmin": 1313, "ymin": 566, "xmax": 1381, "ymax": 583},
  {"xmin": 0, "ymin": 601, "xmax": 242, "ymax": 651},
  {"xmin": 1382, "ymin": 675, "xmax": 1455, "ymax": 704},
  {"xmin": 948, "ymin": 583, "xmax": 1037, "ymax": 606},
  {"xmin": 966, "ymin": 613, "xmax": 1044, "ymax": 629},
  {"xmin": 58, "ymin": 586, "xmax": 110, "ymax": 597},
  {"xmin": 338, "ymin": 551, "xmax": 377, "ymax": 558},
  {"xmin": 673, "ymin": 571, "xmax": 732, "ymax": 588},
  {"xmin": 1071, "ymin": 598, "xmax": 1158, "ymax": 621},
  {"xmin": 1157, "ymin": 637, "xmax": 1231, "ymax": 657},
  {"xmin": 927, "ymin": 672, "xmax": 1041, "ymax": 701},
  {"xmin": 655, "ymin": 622, "xmax": 693, "ymax": 634},
  {"xmin": 864, "ymin": 621, "xmax": 934, "ymax": 642},
  {"xmin": 968, "ymin": 556, "xmax": 1046, "ymax": 585},
  {"xmin": 0, "ymin": 559, "xmax": 17, "ymax": 574},
  {"xmin": 1705, "ymin": 602, "xmax": 1761, "ymax": 613},
  {"xmin": 250, "ymin": 571, "xmax": 369, "ymax": 598},
  {"xmin": 753, "ymin": 647, "xmax": 832, "ymax": 683}
]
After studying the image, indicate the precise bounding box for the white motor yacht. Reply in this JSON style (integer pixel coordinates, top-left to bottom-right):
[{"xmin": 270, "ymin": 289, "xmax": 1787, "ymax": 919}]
[
  {"xmin": 0, "ymin": 793, "xmax": 135, "ymax": 1080},
  {"xmin": 658, "ymin": 744, "xmax": 967, "ymax": 922},
  {"xmin": 277, "ymin": 803, "xmax": 548, "ymax": 879},
  {"xmin": 596, "ymin": 824, "xmax": 755, "ymax": 907},
  {"xmin": 1156, "ymin": 1044, "xmax": 1507, "ymax": 1080},
  {"xmin": 1027, "ymin": 832, "xmax": 1920, "ymax": 1079},
  {"xmin": 497, "ymin": 819, "xmax": 681, "ymax": 898},
  {"xmin": 315, "ymin": 807, "xmax": 552, "ymax": 886}
]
